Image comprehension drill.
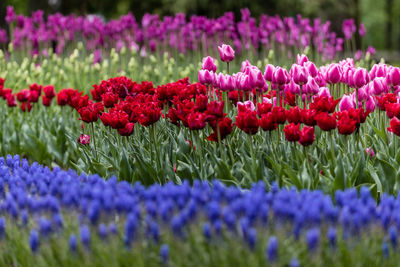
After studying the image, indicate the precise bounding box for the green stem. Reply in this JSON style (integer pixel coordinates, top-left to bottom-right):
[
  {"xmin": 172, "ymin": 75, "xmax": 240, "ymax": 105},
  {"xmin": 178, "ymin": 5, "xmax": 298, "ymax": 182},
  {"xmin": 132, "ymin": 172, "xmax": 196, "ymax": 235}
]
[{"xmin": 91, "ymin": 123, "xmax": 97, "ymax": 160}]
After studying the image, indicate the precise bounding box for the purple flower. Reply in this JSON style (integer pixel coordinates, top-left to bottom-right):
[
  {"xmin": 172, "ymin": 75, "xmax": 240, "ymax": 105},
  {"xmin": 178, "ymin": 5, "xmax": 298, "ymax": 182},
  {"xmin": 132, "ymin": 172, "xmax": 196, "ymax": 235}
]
[
  {"xmin": 160, "ymin": 244, "xmax": 169, "ymax": 264},
  {"xmin": 5, "ymin": 6, "xmax": 16, "ymax": 24},
  {"xmin": 201, "ymin": 56, "xmax": 217, "ymax": 72},
  {"xmin": 69, "ymin": 234, "xmax": 77, "ymax": 252},
  {"xmin": 218, "ymin": 44, "xmax": 235, "ymax": 62},
  {"xmin": 266, "ymin": 236, "xmax": 278, "ymax": 262},
  {"xmin": 29, "ymin": 230, "xmax": 39, "ymax": 252},
  {"xmin": 98, "ymin": 223, "xmax": 108, "ymax": 239},
  {"xmin": 80, "ymin": 225, "xmax": 91, "ymax": 247}
]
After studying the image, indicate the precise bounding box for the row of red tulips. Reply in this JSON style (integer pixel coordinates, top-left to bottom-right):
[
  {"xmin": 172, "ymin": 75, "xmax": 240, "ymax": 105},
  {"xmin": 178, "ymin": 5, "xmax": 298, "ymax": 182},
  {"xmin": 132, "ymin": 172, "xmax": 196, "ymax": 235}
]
[{"xmin": 4, "ymin": 75, "xmax": 400, "ymax": 148}]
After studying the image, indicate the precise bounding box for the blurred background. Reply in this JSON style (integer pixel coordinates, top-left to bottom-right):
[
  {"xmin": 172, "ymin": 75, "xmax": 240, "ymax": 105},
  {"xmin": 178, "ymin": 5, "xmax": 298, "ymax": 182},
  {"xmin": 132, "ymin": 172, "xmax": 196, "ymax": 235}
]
[{"xmin": 0, "ymin": 0, "xmax": 399, "ymax": 51}]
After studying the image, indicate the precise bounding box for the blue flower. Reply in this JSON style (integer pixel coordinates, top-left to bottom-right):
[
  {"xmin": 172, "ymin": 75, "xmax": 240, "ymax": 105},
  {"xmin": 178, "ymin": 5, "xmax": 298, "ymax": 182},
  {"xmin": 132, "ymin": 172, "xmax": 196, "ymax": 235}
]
[
  {"xmin": 382, "ymin": 242, "xmax": 389, "ymax": 259},
  {"xmin": 289, "ymin": 258, "xmax": 300, "ymax": 267},
  {"xmin": 38, "ymin": 217, "xmax": 52, "ymax": 236},
  {"xmin": 69, "ymin": 234, "xmax": 77, "ymax": 252},
  {"xmin": 29, "ymin": 230, "xmax": 39, "ymax": 252},
  {"xmin": 389, "ymin": 226, "xmax": 397, "ymax": 248},
  {"xmin": 306, "ymin": 228, "xmax": 320, "ymax": 252},
  {"xmin": 266, "ymin": 236, "xmax": 278, "ymax": 262},
  {"xmin": 98, "ymin": 223, "xmax": 108, "ymax": 239},
  {"xmin": 203, "ymin": 222, "xmax": 211, "ymax": 240},
  {"xmin": 160, "ymin": 244, "xmax": 169, "ymax": 264},
  {"xmin": 327, "ymin": 227, "xmax": 337, "ymax": 248},
  {"xmin": 0, "ymin": 217, "xmax": 5, "ymax": 238},
  {"xmin": 80, "ymin": 225, "xmax": 90, "ymax": 247}
]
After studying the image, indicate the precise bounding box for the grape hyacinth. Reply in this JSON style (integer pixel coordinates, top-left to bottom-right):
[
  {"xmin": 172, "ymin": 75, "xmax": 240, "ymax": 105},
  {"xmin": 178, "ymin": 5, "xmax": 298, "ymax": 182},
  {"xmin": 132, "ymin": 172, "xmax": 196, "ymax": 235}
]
[{"xmin": 0, "ymin": 154, "xmax": 396, "ymax": 266}]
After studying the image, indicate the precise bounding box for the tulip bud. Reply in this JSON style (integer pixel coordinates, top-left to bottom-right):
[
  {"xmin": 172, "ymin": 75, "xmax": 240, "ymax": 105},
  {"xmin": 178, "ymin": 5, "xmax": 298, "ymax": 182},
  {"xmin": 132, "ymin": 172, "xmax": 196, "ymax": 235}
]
[
  {"xmin": 296, "ymin": 54, "xmax": 308, "ymax": 65},
  {"xmin": 272, "ymin": 67, "xmax": 289, "ymax": 85},
  {"xmin": 339, "ymin": 94, "xmax": 355, "ymax": 111},
  {"xmin": 291, "ymin": 64, "xmax": 308, "ymax": 85},
  {"xmin": 389, "ymin": 67, "xmax": 400, "ymax": 86},
  {"xmin": 366, "ymin": 147, "xmax": 375, "ymax": 157},
  {"xmin": 327, "ymin": 64, "xmax": 342, "ymax": 84},
  {"xmin": 304, "ymin": 61, "xmax": 318, "ymax": 78},
  {"xmin": 218, "ymin": 44, "xmax": 235, "ymax": 62},
  {"xmin": 353, "ymin": 68, "xmax": 370, "ymax": 88},
  {"xmin": 202, "ymin": 56, "xmax": 217, "ymax": 72},
  {"xmin": 264, "ymin": 64, "xmax": 275, "ymax": 82}
]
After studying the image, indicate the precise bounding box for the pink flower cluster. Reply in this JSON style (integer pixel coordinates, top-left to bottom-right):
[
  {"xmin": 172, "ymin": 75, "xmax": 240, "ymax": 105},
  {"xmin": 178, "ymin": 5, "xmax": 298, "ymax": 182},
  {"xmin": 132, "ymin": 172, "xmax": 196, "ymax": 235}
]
[{"xmin": 2, "ymin": 6, "xmax": 369, "ymax": 60}]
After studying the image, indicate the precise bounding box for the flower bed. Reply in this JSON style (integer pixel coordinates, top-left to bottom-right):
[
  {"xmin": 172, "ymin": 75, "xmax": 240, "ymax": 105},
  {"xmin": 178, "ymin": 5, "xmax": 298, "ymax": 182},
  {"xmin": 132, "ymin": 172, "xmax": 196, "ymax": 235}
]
[{"xmin": 0, "ymin": 154, "xmax": 396, "ymax": 266}]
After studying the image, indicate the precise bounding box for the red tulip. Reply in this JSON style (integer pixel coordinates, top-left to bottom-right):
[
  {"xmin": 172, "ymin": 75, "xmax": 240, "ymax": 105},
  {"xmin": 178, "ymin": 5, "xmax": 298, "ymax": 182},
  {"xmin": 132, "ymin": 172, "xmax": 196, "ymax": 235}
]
[
  {"xmin": 283, "ymin": 123, "xmax": 301, "ymax": 142},
  {"xmin": 285, "ymin": 106, "xmax": 302, "ymax": 124},
  {"xmin": 257, "ymin": 102, "xmax": 273, "ymax": 117},
  {"xmin": 376, "ymin": 93, "xmax": 397, "ymax": 111},
  {"xmin": 310, "ymin": 96, "xmax": 340, "ymax": 113},
  {"xmin": 138, "ymin": 105, "xmax": 161, "ymax": 127},
  {"xmin": 118, "ymin": 122, "xmax": 134, "ymax": 136},
  {"xmin": 78, "ymin": 102, "xmax": 103, "ymax": 123},
  {"xmin": 187, "ymin": 112, "xmax": 207, "ymax": 130},
  {"xmin": 236, "ymin": 111, "xmax": 259, "ymax": 135},
  {"xmin": 298, "ymin": 126, "xmax": 315, "ymax": 146},
  {"xmin": 29, "ymin": 83, "xmax": 42, "ymax": 94},
  {"xmin": 301, "ymin": 109, "xmax": 317, "ymax": 126},
  {"xmin": 271, "ymin": 107, "xmax": 286, "ymax": 124},
  {"xmin": 388, "ymin": 117, "xmax": 400, "ymax": 136},
  {"xmin": 206, "ymin": 101, "xmax": 224, "ymax": 119},
  {"xmin": 6, "ymin": 94, "xmax": 17, "ymax": 107},
  {"xmin": 337, "ymin": 116, "xmax": 357, "ymax": 135},
  {"xmin": 314, "ymin": 112, "xmax": 337, "ymax": 131},
  {"xmin": 43, "ymin": 85, "xmax": 56, "ymax": 99},
  {"xmin": 102, "ymin": 92, "xmax": 119, "ymax": 108},
  {"xmin": 20, "ymin": 101, "xmax": 33, "ymax": 112},
  {"xmin": 16, "ymin": 89, "xmax": 30, "ymax": 102},
  {"xmin": 259, "ymin": 113, "xmax": 277, "ymax": 131},
  {"xmin": 28, "ymin": 90, "xmax": 40, "ymax": 103},
  {"xmin": 194, "ymin": 94, "xmax": 208, "ymax": 112},
  {"xmin": 42, "ymin": 96, "xmax": 52, "ymax": 107},
  {"xmin": 207, "ymin": 117, "xmax": 233, "ymax": 142}
]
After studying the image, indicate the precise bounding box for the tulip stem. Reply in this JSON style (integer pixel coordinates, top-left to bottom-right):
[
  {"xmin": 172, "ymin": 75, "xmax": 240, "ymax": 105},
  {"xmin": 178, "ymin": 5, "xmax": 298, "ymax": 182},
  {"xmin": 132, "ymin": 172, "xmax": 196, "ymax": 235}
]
[
  {"xmin": 150, "ymin": 125, "xmax": 160, "ymax": 173},
  {"xmin": 91, "ymin": 123, "xmax": 97, "ymax": 160},
  {"xmin": 247, "ymin": 134, "xmax": 256, "ymax": 180},
  {"xmin": 276, "ymin": 88, "xmax": 280, "ymax": 107},
  {"xmin": 226, "ymin": 62, "xmax": 230, "ymax": 74},
  {"xmin": 356, "ymin": 88, "xmax": 359, "ymax": 109}
]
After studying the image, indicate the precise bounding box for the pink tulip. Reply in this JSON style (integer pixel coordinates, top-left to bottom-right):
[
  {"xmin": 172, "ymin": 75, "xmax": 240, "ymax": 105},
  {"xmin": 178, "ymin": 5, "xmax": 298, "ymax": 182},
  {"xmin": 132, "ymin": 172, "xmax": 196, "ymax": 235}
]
[
  {"xmin": 201, "ymin": 56, "xmax": 217, "ymax": 72},
  {"xmin": 218, "ymin": 44, "xmax": 235, "ymax": 62},
  {"xmin": 304, "ymin": 77, "xmax": 319, "ymax": 95},
  {"xmin": 237, "ymin": 73, "xmax": 251, "ymax": 91},
  {"xmin": 357, "ymin": 84, "xmax": 371, "ymax": 102},
  {"xmin": 198, "ymin": 69, "xmax": 215, "ymax": 85},
  {"xmin": 366, "ymin": 96, "xmax": 376, "ymax": 111},
  {"xmin": 291, "ymin": 64, "xmax": 308, "ymax": 85},
  {"xmin": 304, "ymin": 61, "xmax": 318, "ymax": 78},
  {"xmin": 296, "ymin": 54, "xmax": 309, "ymax": 65},
  {"xmin": 353, "ymin": 68, "xmax": 370, "ymax": 88},
  {"xmin": 318, "ymin": 87, "xmax": 331, "ymax": 98},
  {"xmin": 339, "ymin": 94, "xmax": 355, "ymax": 111},
  {"xmin": 327, "ymin": 64, "xmax": 342, "ymax": 84},
  {"xmin": 272, "ymin": 67, "xmax": 290, "ymax": 85},
  {"xmin": 389, "ymin": 67, "xmax": 400, "ymax": 86},
  {"xmin": 78, "ymin": 134, "xmax": 90, "ymax": 145},
  {"xmin": 366, "ymin": 147, "xmax": 375, "ymax": 157},
  {"xmin": 372, "ymin": 77, "xmax": 388, "ymax": 95},
  {"xmin": 241, "ymin": 60, "xmax": 252, "ymax": 72},
  {"xmin": 264, "ymin": 64, "xmax": 275, "ymax": 82},
  {"xmin": 286, "ymin": 79, "xmax": 300, "ymax": 94},
  {"xmin": 237, "ymin": 100, "xmax": 255, "ymax": 112}
]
